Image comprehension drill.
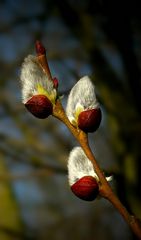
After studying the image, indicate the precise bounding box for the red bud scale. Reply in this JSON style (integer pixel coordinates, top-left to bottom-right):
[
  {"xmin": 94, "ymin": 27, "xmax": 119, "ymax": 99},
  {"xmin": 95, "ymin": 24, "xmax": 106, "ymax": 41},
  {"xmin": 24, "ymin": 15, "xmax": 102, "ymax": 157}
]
[
  {"xmin": 78, "ymin": 108, "xmax": 102, "ymax": 133},
  {"xmin": 25, "ymin": 94, "xmax": 53, "ymax": 119},
  {"xmin": 71, "ymin": 176, "xmax": 99, "ymax": 201}
]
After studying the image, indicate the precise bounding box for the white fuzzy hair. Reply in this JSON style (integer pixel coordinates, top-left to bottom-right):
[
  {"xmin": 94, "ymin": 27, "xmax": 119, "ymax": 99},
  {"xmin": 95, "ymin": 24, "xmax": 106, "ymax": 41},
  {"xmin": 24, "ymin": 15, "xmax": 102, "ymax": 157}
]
[
  {"xmin": 66, "ymin": 76, "xmax": 99, "ymax": 123},
  {"xmin": 68, "ymin": 147, "xmax": 99, "ymax": 186},
  {"xmin": 20, "ymin": 55, "xmax": 55, "ymax": 103}
]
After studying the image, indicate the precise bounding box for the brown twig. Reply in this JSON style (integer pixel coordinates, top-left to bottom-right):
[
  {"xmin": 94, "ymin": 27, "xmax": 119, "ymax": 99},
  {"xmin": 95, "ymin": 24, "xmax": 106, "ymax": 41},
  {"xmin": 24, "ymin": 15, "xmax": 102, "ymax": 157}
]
[
  {"xmin": 53, "ymin": 100, "xmax": 141, "ymax": 239},
  {"xmin": 36, "ymin": 41, "xmax": 141, "ymax": 239}
]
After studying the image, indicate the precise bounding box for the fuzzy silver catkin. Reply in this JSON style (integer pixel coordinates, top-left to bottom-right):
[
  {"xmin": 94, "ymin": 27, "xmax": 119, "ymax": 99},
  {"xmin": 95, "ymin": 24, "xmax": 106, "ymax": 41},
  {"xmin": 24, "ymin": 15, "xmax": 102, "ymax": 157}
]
[
  {"xmin": 68, "ymin": 147, "xmax": 99, "ymax": 186},
  {"xmin": 20, "ymin": 55, "xmax": 55, "ymax": 103},
  {"xmin": 66, "ymin": 76, "xmax": 99, "ymax": 123}
]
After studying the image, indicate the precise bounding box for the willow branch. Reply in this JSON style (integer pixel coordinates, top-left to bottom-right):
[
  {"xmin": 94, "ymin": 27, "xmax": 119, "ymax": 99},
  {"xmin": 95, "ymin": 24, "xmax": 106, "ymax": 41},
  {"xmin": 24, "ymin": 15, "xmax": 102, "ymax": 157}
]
[
  {"xmin": 53, "ymin": 100, "xmax": 141, "ymax": 239},
  {"xmin": 36, "ymin": 43, "xmax": 141, "ymax": 239}
]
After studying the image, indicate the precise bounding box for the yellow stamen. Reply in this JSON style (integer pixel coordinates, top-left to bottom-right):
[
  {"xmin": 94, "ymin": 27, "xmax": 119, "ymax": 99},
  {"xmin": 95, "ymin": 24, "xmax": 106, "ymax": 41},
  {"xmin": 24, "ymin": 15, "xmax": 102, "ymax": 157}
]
[{"xmin": 36, "ymin": 83, "xmax": 56, "ymax": 104}]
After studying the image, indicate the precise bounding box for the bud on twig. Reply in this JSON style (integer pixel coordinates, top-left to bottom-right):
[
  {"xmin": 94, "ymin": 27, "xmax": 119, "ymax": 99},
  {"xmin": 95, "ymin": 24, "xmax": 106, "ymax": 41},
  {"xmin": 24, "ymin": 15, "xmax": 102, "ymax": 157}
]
[
  {"xmin": 68, "ymin": 147, "xmax": 99, "ymax": 201},
  {"xmin": 66, "ymin": 76, "xmax": 101, "ymax": 133},
  {"xmin": 68, "ymin": 147, "xmax": 111, "ymax": 201},
  {"xmin": 20, "ymin": 55, "xmax": 57, "ymax": 118}
]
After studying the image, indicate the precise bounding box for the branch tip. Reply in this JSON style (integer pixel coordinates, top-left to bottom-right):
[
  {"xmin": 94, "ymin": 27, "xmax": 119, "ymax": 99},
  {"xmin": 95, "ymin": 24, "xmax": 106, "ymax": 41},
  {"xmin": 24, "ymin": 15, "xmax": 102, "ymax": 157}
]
[{"xmin": 35, "ymin": 40, "xmax": 46, "ymax": 56}]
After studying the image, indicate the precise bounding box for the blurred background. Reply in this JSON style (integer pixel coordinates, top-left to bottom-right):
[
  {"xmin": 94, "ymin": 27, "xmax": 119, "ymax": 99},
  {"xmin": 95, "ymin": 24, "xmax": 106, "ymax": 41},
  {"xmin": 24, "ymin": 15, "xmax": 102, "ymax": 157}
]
[{"xmin": 0, "ymin": 0, "xmax": 141, "ymax": 239}]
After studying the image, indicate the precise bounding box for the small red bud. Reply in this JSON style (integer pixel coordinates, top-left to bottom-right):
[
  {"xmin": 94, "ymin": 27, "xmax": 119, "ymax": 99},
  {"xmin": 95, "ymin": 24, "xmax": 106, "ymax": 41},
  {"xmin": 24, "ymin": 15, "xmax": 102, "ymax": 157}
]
[
  {"xmin": 53, "ymin": 77, "xmax": 59, "ymax": 89},
  {"xmin": 35, "ymin": 41, "xmax": 46, "ymax": 56},
  {"xmin": 71, "ymin": 176, "xmax": 99, "ymax": 201},
  {"xmin": 25, "ymin": 94, "xmax": 53, "ymax": 119},
  {"xmin": 78, "ymin": 108, "xmax": 102, "ymax": 133}
]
